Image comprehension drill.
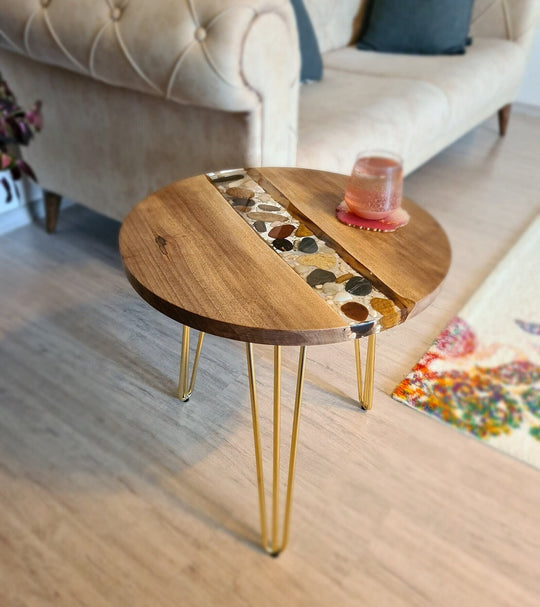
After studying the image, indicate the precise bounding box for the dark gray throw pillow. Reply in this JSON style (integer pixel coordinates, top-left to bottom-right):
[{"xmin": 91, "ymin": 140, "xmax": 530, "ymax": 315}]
[
  {"xmin": 290, "ymin": 0, "xmax": 323, "ymax": 82},
  {"xmin": 357, "ymin": 0, "xmax": 475, "ymax": 55}
]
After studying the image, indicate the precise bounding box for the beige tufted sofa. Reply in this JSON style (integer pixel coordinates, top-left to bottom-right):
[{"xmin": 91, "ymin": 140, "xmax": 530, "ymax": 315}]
[{"xmin": 0, "ymin": 0, "xmax": 537, "ymax": 230}]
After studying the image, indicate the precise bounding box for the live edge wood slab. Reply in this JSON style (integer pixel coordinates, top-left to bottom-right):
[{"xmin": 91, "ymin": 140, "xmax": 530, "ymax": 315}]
[{"xmin": 119, "ymin": 168, "xmax": 451, "ymax": 346}]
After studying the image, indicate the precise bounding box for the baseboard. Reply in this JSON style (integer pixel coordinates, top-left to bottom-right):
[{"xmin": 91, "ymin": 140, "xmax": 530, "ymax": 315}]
[
  {"xmin": 0, "ymin": 197, "xmax": 74, "ymax": 236},
  {"xmin": 514, "ymin": 101, "xmax": 540, "ymax": 119},
  {"xmin": 0, "ymin": 204, "xmax": 36, "ymax": 236}
]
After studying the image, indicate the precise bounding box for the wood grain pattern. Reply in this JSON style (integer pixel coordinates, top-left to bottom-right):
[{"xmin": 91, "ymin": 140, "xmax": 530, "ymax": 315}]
[
  {"xmin": 1, "ymin": 105, "xmax": 540, "ymax": 606},
  {"xmin": 253, "ymin": 167, "xmax": 451, "ymax": 318},
  {"xmin": 120, "ymin": 168, "xmax": 450, "ymax": 344},
  {"xmin": 120, "ymin": 175, "xmax": 348, "ymax": 346}
]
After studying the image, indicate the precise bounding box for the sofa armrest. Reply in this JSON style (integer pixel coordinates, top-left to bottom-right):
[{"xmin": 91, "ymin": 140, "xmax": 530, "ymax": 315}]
[
  {"xmin": 471, "ymin": 0, "xmax": 540, "ymax": 50},
  {"xmin": 0, "ymin": 0, "xmax": 300, "ymax": 165},
  {"xmin": 0, "ymin": 0, "xmax": 298, "ymax": 108}
]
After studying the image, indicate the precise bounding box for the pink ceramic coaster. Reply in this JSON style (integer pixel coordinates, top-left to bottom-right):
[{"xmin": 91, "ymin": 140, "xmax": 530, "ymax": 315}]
[{"xmin": 336, "ymin": 200, "xmax": 410, "ymax": 232}]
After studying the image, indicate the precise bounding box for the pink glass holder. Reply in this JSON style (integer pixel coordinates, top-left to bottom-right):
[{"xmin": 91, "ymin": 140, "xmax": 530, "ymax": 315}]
[{"xmin": 336, "ymin": 200, "xmax": 410, "ymax": 232}]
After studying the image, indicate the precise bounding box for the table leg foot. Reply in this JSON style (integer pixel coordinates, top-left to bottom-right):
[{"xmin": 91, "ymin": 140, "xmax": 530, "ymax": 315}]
[
  {"xmin": 177, "ymin": 326, "xmax": 205, "ymax": 401},
  {"xmin": 354, "ymin": 334, "xmax": 376, "ymax": 410},
  {"xmin": 246, "ymin": 343, "xmax": 307, "ymax": 556}
]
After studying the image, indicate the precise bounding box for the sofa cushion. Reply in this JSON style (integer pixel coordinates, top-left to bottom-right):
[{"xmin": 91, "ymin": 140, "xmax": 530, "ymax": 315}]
[
  {"xmin": 323, "ymin": 37, "xmax": 527, "ymax": 130},
  {"xmin": 290, "ymin": 0, "xmax": 322, "ymax": 81},
  {"xmin": 297, "ymin": 69, "xmax": 449, "ymax": 175},
  {"xmin": 357, "ymin": 0, "xmax": 474, "ymax": 55},
  {"xmin": 302, "ymin": 0, "xmax": 370, "ymax": 54}
]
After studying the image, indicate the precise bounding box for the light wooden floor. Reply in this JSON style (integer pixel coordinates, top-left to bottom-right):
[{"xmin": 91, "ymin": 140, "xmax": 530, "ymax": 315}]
[{"xmin": 1, "ymin": 106, "xmax": 540, "ymax": 606}]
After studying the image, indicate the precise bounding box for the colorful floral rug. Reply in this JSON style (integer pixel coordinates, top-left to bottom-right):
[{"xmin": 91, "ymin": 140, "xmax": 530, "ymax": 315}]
[{"xmin": 392, "ymin": 215, "xmax": 540, "ymax": 469}]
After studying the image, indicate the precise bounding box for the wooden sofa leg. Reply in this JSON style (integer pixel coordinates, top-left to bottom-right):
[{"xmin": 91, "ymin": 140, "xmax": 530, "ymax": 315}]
[
  {"xmin": 498, "ymin": 104, "xmax": 512, "ymax": 136},
  {"xmin": 44, "ymin": 191, "xmax": 62, "ymax": 233}
]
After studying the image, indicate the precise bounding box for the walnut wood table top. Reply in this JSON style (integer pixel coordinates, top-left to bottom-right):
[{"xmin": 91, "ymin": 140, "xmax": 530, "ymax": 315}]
[{"xmin": 119, "ymin": 167, "xmax": 451, "ymax": 346}]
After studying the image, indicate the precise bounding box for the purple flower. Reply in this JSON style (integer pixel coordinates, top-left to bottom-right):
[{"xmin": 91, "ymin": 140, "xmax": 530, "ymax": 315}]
[
  {"xmin": 26, "ymin": 101, "xmax": 43, "ymax": 131},
  {"xmin": 0, "ymin": 152, "xmax": 12, "ymax": 171},
  {"xmin": 0, "ymin": 71, "xmax": 42, "ymax": 201}
]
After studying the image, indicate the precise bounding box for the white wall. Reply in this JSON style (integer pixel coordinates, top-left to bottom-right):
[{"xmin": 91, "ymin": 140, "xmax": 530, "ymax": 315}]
[{"xmin": 517, "ymin": 28, "xmax": 540, "ymax": 106}]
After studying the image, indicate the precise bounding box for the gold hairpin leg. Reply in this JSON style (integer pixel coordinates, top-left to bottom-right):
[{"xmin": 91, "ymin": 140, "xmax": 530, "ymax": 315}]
[
  {"xmin": 354, "ymin": 334, "xmax": 376, "ymax": 410},
  {"xmin": 177, "ymin": 326, "xmax": 205, "ymax": 401},
  {"xmin": 246, "ymin": 343, "xmax": 307, "ymax": 557}
]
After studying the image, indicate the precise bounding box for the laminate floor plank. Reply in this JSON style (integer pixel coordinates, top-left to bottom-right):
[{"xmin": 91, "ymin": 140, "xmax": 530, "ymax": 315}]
[{"xmin": 1, "ymin": 105, "xmax": 539, "ymax": 606}]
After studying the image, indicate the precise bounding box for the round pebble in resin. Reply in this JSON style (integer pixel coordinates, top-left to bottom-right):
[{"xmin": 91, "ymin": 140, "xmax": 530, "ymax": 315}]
[
  {"xmin": 296, "ymin": 224, "xmax": 313, "ymax": 237},
  {"xmin": 253, "ymin": 221, "xmax": 266, "ymax": 232},
  {"xmin": 272, "ymin": 238, "xmax": 293, "ymax": 251},
  {"xmin": 298, "ymin": 237, "xmax": 318, "ymax": 253},
  {"xmin": 353, "ymin": 321, "xmax": 375, "ymax": 336},
  {"xmin": 306, "ymin": 269, "xmax": 336, "ymax": 287},
  {"xmin": 322, "ymin": 282, "xmax": 341, "ymax": 295},
  {"xmin": 227, "ymin": 187, "xmax": 254, "ymax": 199},
  {"xmin": 232, "ymin": 198, "xmax": 255, "ymax": 207},
  {"xmin": 345, "ymin": 276, "xmax": 372, "ymax": 296},
  {"xmin": 233, "ymin": 206, "xmax": 254, "ymax": 212},
  {"xmin": 269, "ymin": 224, "xmax": 295, "ymax": 238},
  {"xmin": 334, "ymin": 291, "xmax": 352, "ymax": 303},
  {"xmin": 341, "ymin": 302, "xmax": 369, "ymax": 322},
  {"xmin": 380, "ymin": 312, "xmax": 402, "ymax": 329},
  {"xmin": 259, "ymin": 204, "xmax": 282, "ymax": 212},
  {"xmin": 298, "ymin": 253, "xmax": 335, "ymax": 270},
  {"xmin": 370, "ymin": 297, "xmax": 396, "ymax": 316},
  {"xmin": 248, "ymin": 212, "xmax": 288, "ymax": 222},
  {"xmin": 336, "ymin": 273, "xmax": 354, "ymax": 284},
  {"xmin": 213, "ymin": 173, "xmax": 245, "ymax": 183}
]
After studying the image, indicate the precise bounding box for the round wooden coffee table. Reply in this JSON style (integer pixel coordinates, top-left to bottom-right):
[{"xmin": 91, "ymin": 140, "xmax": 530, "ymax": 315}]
[{"xmin": 119, "ymin": 167, "xmax": 451, "ymax": 555}]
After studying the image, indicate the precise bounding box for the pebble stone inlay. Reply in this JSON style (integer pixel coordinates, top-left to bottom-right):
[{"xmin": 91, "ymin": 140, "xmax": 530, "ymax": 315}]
[
  {"xmin": 206, "ymin": 168, "xmax": 403, "ymax": 332},
  {"xmin": 232, "ymin": 198, "xmax": 255, "ymax": 207},
  {"xmin": 306, "ymin": 269, "xmax": 336, "ymax": 287},
  {"xmin": 298, "ymin": 237, "xmax": 318, "ymax": 253},
  {"xmin": 269, "ymin": 224, "xmax": 295, "ymax": 239},
  {"xmin": 272, "ymin": 238, "xmax": 294, "ymax": 251},
  {"xmin": 345, "ymin": 276, "xmax": 373, "ymax": 297}
]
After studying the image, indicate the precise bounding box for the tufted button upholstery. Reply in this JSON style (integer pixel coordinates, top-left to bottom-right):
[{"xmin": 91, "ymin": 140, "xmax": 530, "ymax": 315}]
[
  {"xmin": 110, "ymin": 6, "xmax": 122, "ymax": 21},
  {"xmin": 194, "ymin": 26, "xmax": 206, "ymax": 42},
  {"xmin": 0, "ymin": 0, "xmax": 299, "ymax": 114},
  {"xmin": 470, "ymin": 0, "xmax": 540, "ymax": 46}
]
